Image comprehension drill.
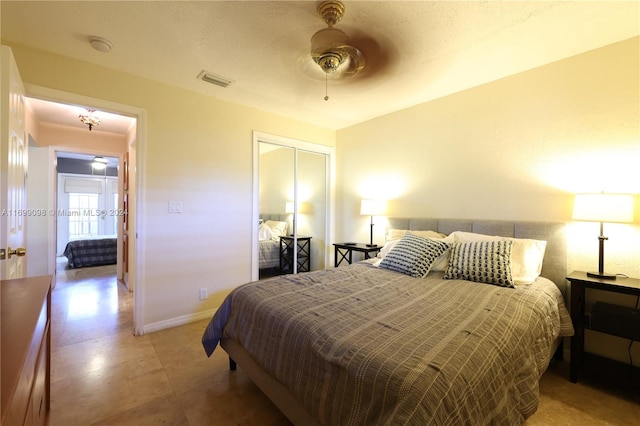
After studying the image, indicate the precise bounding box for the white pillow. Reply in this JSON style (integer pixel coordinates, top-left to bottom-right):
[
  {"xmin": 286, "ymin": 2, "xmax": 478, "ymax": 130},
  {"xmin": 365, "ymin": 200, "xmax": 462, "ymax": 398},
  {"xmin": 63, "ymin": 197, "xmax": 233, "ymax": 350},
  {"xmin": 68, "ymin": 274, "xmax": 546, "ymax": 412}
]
[
  {"xmin": 430, "ymin": 233, "xmax": 455, "ymax": 272},
  {"xmin": 377, "ymin": 239, "xmax": 400, "ymax": 260},
  {"xmin": 385, "ymin": 229, "xmax": 446, "ymax": 242},
  {"xmin": 264, "ymin": 220, "xmax": 288, "ymax": 240},
  {"xmin": 258, "ymin": 223, "xmax": 273, "ymax": 241},
  {"xmin": 449, "ymin": 231, "xmax": 547, "ymax": 285}
]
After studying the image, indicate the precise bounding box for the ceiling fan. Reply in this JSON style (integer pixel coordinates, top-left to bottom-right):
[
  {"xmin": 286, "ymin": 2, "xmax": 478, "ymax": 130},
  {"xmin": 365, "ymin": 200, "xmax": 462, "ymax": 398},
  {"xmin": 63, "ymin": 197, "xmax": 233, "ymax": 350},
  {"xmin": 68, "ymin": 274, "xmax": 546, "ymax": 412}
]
[{"xmin": 309, "ymin": 1, "xmax": 366, "ymax": 99}]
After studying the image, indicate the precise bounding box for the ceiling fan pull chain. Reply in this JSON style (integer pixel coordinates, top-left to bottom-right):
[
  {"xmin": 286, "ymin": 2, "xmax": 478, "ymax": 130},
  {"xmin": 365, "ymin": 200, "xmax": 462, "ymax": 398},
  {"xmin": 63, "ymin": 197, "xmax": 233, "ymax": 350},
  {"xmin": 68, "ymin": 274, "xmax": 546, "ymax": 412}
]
[{"xmin": 324, "ymin": 73, "xmax": 329, "ymax": 101}]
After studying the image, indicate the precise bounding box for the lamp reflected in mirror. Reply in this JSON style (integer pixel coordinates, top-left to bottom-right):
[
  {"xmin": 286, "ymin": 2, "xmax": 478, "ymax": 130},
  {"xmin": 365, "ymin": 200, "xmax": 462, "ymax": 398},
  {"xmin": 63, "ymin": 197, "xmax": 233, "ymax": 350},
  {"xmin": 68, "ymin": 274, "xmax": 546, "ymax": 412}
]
[{"xmin": 285, "ymin": 201, "xmax": 295, "ymax": 236}]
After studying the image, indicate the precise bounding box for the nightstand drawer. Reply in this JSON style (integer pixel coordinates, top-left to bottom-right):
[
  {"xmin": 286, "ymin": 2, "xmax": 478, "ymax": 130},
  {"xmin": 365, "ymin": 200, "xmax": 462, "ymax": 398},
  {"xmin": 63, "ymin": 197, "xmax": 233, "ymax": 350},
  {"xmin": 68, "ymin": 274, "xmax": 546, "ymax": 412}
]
[{"xmin": 590, "ymin": 302, "xmax": 640, "ymax": 341}]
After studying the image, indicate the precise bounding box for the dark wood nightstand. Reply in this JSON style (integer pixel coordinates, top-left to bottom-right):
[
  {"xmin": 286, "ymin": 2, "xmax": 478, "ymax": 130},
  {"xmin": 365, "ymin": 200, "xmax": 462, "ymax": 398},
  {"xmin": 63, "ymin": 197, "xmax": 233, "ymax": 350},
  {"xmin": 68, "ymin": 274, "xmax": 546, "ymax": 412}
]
[
  {"xmin": 333, "ymin": 243, "xmax": 381, "ymax": 267},
  {"xmin": 567, "ymin": 271, "xmax": 640, "ymax": 387},
  {"xmin": 280, "ymin": 236, "xmax": 311, "ymax": 274}
]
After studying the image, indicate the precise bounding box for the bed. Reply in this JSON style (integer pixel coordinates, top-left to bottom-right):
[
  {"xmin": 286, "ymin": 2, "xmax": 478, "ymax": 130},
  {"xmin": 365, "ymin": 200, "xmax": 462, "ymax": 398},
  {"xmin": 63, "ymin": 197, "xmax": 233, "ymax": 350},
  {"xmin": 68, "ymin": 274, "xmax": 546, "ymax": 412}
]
[
  {"xmin": 62, "ymin": 236, "xmax": 117, "ymax": 269},
  {"xmin": 258, "ymin": 214, "xmax": 289, "ymax": 274},
  {"xmin": 203, "ymin": 218, "xmax": 574, "ymax": 425}
]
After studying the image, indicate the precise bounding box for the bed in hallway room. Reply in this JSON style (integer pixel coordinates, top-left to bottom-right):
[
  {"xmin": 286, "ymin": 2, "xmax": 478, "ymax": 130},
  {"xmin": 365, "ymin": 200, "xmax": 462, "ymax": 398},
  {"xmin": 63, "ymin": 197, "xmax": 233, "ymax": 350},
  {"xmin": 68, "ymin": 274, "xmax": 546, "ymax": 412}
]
[
  {"xmin": 203, "ymin": 218, "xmax": 574, "ymax": 425},
  {"xmin": 63, "ymin": 236, "xmax": 117, "ymax": 269}
]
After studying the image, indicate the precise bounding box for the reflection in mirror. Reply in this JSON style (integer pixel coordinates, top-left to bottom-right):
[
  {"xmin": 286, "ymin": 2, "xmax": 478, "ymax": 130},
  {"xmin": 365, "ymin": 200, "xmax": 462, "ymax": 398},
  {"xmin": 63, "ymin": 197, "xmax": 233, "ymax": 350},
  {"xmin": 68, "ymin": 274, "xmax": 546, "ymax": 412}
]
[
  {"xmin": 257, "ymin": 142, "xmax": 328, "ymax": 278},
  {"xmin": 297, "ymin": 150, "xmax": 327, "ymax": 270},
  {"xmin": 258, "ymin": 143, "xmax": 294, "ymax": 278}
]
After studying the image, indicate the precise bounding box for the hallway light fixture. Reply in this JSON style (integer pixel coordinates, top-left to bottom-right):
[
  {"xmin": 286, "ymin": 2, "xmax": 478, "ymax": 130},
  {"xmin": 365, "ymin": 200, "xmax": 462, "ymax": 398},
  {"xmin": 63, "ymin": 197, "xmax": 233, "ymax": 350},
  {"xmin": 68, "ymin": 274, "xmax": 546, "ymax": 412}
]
[{"xmin": 79, "ymin": 109, "xmax": 101, "ymax": 131}]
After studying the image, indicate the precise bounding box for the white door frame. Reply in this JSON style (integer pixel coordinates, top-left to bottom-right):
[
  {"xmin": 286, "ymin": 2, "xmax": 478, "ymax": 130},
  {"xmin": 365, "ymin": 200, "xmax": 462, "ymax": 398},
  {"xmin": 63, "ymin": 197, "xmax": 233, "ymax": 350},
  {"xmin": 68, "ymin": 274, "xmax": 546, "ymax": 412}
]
[
  {"xmin": 252, "ymin": 131, "xmax": 335, "ymax": 281},
  {"xmin": 24, "ymin": 84, "xmax": 147, "ymax": 335}
]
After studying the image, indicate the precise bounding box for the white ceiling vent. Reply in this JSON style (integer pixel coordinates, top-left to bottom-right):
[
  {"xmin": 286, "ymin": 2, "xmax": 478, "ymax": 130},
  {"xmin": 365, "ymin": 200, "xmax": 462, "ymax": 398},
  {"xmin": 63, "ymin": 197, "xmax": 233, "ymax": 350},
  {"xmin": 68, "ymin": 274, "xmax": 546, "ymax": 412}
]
[{"xmin": 197, "ymin": 70, "xmax": 234, "ymax": 88}]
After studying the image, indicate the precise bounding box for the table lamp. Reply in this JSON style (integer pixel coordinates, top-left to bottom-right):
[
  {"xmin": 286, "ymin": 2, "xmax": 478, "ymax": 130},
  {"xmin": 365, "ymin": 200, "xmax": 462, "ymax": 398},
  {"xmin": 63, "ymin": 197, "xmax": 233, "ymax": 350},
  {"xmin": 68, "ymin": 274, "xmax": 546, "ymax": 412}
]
[
  {"xmin": 572, "ymin": 193, "xmax": 634, "ymax": 280},
  {"xmin": 360, "ymin": 199, "xmax": 386, "ymax": 247}
]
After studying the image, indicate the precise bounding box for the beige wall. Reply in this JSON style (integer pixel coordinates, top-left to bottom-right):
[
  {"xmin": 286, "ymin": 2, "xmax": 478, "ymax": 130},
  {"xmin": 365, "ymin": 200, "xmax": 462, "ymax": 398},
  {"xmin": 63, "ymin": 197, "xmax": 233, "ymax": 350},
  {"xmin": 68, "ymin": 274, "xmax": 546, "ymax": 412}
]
[
  {"xmin": 336, "ymin": 37, "xmax": 640, "ymax": 363},
  {"xmin": 6, "ymin": 42, "xmax": 335, "ymax": 328}
]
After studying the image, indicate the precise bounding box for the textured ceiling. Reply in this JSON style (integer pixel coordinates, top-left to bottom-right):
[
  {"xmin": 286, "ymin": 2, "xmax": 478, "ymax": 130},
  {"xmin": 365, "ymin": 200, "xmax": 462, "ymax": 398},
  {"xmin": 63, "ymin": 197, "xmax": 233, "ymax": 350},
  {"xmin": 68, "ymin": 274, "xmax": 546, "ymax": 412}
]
[{"xmin": 2, "ymin": 1, "xmax": 638, "ymax": 132}]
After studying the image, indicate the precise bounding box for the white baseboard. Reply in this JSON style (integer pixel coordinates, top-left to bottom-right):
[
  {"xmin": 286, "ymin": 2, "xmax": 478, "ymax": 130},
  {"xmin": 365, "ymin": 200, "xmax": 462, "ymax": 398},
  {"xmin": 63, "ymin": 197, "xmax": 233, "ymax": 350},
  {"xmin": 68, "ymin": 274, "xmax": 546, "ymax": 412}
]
[{"xmin": 142, "ymin": 308, "xmax": 217, "ymax": 334}]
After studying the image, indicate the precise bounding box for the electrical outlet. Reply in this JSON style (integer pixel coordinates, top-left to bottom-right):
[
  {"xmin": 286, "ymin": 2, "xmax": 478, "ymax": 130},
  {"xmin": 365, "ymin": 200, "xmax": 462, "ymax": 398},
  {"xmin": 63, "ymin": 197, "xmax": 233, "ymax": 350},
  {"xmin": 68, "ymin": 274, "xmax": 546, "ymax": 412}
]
[{"xmin": 199, "ymin": 288, "xmax": 208, "ymax": 301}]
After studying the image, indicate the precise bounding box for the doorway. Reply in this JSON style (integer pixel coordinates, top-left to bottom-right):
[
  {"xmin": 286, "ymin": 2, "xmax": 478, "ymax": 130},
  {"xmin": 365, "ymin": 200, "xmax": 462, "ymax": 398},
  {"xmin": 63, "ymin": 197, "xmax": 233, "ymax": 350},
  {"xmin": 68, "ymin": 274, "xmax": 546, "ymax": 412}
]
[
  {"xmin": 23, "ymin": 87, "xmax": 145, "ymax": 335},
  {"xmin": 25, "ymin": 97, "xmax": 132, "ymax": 280},
  {"xmin": 55, "ymin": 153, "xmax": 119, "ymax": 268}
]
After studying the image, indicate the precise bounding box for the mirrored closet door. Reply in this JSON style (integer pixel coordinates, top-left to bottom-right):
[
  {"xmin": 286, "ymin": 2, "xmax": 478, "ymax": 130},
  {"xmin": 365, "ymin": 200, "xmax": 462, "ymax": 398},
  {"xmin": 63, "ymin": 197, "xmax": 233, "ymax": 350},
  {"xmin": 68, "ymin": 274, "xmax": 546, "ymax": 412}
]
[{"xmin": 253, "ymin": 132, "xmax": 331, "ymax": 280}]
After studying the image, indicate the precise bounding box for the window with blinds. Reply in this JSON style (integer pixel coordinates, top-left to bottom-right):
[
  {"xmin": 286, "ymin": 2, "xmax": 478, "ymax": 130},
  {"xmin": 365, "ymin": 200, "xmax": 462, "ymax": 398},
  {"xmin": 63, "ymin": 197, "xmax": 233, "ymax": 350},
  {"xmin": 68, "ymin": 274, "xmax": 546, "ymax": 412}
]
[{"xmin": 67, "ymin": 193, "xmax": 100, "ymax": 239}]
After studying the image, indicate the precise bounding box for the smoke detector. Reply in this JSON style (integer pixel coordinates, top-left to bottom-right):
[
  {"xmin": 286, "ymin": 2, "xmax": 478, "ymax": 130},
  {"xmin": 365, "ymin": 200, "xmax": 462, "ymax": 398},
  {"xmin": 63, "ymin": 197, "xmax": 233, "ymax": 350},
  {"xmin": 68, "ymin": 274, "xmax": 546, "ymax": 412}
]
[{"xmin": 88, "ymin": 36, "xmax": 113, "ymax": 53}]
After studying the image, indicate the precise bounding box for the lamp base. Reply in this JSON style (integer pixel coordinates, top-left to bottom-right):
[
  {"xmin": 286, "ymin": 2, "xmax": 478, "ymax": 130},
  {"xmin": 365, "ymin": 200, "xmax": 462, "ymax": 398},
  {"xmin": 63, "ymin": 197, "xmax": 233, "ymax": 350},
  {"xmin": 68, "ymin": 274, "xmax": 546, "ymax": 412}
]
[
  {"xmin": 365, "ymin": 243, "xmax": 377, "ymax": 247},
  {"xmin": 587, "ymin": 271, "xmax": 617, "ymax": 280}
]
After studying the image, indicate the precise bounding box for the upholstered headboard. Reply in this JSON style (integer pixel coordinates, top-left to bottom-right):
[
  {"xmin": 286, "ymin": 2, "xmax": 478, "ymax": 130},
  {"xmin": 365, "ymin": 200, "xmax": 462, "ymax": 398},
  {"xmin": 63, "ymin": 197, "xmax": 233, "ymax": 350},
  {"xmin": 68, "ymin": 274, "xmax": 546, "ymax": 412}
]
[
  {"xmin": 260, "ymin": 213, "xmax": 289, "ymax": 222},
  {"xmin": 386, "ymin": 218, "xmax": 568, "ymax": 296}
]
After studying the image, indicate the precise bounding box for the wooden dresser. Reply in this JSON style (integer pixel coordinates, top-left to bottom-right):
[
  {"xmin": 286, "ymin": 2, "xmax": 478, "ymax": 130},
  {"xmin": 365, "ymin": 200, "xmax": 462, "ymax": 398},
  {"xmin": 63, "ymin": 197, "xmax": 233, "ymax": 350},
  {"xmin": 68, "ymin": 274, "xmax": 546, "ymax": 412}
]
[{"xmin": 1, "ymin": 275, "xmax": 52, "ymax": 426}]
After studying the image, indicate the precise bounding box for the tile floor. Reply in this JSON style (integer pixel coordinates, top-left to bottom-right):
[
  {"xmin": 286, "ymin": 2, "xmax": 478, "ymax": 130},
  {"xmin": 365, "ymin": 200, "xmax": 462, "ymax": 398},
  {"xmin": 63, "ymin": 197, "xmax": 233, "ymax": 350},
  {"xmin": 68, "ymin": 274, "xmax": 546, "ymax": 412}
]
[{"xmin": 50, "ymin": 261, "xmax": 639, "ymax": 425}]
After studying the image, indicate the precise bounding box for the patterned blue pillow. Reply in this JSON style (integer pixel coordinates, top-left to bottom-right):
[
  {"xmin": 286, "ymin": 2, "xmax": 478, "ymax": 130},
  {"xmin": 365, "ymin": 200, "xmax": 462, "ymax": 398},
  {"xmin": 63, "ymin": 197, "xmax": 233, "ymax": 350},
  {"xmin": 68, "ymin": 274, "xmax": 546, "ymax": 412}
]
[
  {"xmin": 444, "ymin": 240, "xmax": 514, "ymax": 287},
  {"xmin": 379, "ymin": 233, "xmax": 450, "ymax": 278}
]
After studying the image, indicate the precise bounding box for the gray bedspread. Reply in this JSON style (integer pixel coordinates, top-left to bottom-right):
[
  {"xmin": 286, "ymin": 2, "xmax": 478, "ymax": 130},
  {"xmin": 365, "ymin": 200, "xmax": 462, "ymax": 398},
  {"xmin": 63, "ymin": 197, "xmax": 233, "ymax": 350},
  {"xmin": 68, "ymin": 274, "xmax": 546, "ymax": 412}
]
[
  {"xmin": 202, "ymin": 263, "xmax": 573, "ymax": 425},
  {"xmin": 63, "ymin": 237, "xmax": 117, "ymax": 269},
  {"xmin": 259, "ymin": 239, "xmax": 280, "ymax": 270}
]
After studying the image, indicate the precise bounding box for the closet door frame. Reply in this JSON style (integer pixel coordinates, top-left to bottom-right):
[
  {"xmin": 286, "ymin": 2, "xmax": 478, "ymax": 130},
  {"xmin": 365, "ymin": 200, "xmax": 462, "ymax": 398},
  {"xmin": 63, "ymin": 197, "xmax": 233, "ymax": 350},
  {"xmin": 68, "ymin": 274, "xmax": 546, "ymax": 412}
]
[{"xmin": 252, "ymin": 131, "xmax": 335, "ymax": 281}]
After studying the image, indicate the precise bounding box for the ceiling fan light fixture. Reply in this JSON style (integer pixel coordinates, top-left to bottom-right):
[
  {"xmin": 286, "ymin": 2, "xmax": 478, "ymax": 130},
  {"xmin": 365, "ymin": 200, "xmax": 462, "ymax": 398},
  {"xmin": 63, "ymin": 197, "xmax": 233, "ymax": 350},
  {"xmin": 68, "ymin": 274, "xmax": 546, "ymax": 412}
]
[
  {"xmin": 91, "ymin": 156, "xmax": 108, "ymax": 170},
  {"xmin": 316, "ymin": 52, "xmax": 343, "ymax": 74},
  {"xmin": 311, "ymin": 27, "xmax": 350, "ymax": 73},
  {"xmin": 309, "ymin": 1, "xmax": 366, "ymax": 100}
]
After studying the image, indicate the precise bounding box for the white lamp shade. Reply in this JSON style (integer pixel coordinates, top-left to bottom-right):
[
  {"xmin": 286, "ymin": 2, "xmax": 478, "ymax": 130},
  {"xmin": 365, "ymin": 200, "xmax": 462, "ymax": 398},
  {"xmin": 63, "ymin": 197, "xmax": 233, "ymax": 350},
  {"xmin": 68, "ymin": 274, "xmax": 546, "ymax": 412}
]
[
  {"xmin": 285, "ymin": 201, "xmax": 294, "ymax": 214},
  {"xmin": 360, "ymin": 199, "xmax": 386, "ymax": 216},
  {"xmin": 573, "ymin": 193, "xmax": 635, "ymax": 223}
]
